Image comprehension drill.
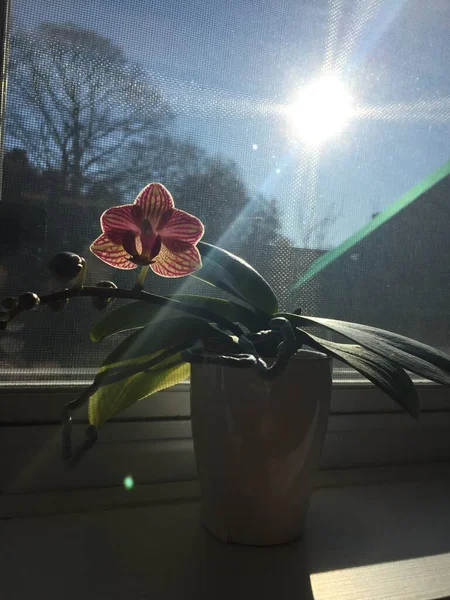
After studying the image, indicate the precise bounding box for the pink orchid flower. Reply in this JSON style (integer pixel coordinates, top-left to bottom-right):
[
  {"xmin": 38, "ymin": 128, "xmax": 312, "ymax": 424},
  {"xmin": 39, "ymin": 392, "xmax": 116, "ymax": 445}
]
[{"xmin": 90, "ymin": 183, "xmax": 204, "ymax": 277}]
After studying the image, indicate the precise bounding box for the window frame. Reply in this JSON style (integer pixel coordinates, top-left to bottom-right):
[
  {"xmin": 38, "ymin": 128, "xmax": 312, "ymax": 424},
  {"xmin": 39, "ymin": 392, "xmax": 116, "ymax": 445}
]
[
  {"xmin": 0, "ymin": 0, "xmax": 11, "ymax": 180},
  {"xmin": 1, "ymin": 380, "xmax": 450, "ymax": 423}
]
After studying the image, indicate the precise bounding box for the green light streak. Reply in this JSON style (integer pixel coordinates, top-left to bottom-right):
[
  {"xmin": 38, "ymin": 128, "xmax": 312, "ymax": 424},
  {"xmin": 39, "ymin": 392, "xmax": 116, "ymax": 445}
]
[{"xmin": 290, "ymin": 159, "xmax": 450, "ymax": 293}]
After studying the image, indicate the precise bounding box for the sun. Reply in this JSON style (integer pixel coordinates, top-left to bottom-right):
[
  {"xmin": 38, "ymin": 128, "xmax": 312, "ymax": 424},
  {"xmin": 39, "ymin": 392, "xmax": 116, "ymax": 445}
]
[{"xmin": 288, "ymin": 76, "xmax": 353, "ymax": 145}]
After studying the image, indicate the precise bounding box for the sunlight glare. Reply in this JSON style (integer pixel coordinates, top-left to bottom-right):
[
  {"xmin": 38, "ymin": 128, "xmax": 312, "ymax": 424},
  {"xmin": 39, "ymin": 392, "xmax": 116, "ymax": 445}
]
[{"xmin": 289, "ymin": 76, "xmax": 353, "ymax": 145}]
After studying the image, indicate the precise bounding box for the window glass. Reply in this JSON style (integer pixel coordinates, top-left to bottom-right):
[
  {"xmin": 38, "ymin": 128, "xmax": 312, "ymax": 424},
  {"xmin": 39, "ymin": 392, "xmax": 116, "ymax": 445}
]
[{"xmin": 1, "ymin": 0, "xmax": 449, "ymax": 382}]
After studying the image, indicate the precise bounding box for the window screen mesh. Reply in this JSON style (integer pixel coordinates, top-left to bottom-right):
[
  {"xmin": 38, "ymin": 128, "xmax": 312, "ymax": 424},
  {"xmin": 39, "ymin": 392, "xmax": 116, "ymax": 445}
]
[{"xmin": 0, "ymin": 0, "xmax": 449, "ymax": 382}]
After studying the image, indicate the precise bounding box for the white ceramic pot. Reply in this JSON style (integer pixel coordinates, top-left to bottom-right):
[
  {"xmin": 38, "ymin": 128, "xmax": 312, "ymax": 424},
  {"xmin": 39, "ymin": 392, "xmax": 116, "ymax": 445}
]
[{"xmin": 190, "ymin": 350, "xmax": 332, "ymax": 546}]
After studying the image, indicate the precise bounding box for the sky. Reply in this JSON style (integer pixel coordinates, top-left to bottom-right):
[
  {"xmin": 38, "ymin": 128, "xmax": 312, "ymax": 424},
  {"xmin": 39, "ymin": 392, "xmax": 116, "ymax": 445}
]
[{"xmin": 11, "ymin": 0, "xmax": 450, "ymax": 248}]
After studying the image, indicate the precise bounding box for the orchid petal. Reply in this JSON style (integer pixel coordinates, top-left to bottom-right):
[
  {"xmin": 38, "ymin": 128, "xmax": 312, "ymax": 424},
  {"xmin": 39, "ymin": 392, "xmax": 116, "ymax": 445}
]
[
  {"xmin": 159, "ymin": 208, "xmax": 204, "ymax": 244},
  {"xmin": 134, "ymin": 183, "xmax": 174, "ymax": 229},
  {"xmin": 151, "ymin": 243, "xmax": 202, "ymax": 277},
  {"xmin": 90, "ymin": 233, "xmax": 137, "ymax": 270},
  {"xmin": 101, "ymin": 204, "xmax": 141, "ymax": 244}
]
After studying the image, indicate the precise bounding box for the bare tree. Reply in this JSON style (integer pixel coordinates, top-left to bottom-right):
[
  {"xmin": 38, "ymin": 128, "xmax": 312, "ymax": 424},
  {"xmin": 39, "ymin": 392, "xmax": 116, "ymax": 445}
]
[
  {"xmin": 301, "ymin": 203, "xmax": 339, "ymax": 249},
  {"xmin": 173, "ymin": 158, "xmax": 250, "ymax": 245},
  {"xmin": 6, "ymin": 23, "xmax": 173, "ymax": 198},
  {"xmin": 124, "ymin": 133, "xmax": 204, "ymax": 199}
]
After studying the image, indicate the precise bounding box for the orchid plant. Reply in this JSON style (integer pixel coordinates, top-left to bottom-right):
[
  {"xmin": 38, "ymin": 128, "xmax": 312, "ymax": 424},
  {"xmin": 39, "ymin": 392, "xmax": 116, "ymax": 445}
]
[{"xmin": 2, "ymin": 183, "xmax": 450, "ymax": 466}]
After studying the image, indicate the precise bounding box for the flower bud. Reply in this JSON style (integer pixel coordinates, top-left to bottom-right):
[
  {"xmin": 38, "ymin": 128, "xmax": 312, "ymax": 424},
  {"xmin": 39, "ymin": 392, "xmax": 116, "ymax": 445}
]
[
  {"xmin": 48, "ymin": 252, "xmax": 84, "ymax": 281},
  {"xmin": 92, "ymin": 281, "xmax": 117, "ymax": 311},
  {"xmin": 18, "ymin": 292, "xmax": 41, "ymax": 311}
]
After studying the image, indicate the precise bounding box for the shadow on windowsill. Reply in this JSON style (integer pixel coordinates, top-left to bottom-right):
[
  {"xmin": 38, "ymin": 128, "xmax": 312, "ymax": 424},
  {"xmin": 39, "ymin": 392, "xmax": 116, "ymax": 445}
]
[{"xmin": 181, "ymin": 525, "xmax": 315, "ymax": 600}]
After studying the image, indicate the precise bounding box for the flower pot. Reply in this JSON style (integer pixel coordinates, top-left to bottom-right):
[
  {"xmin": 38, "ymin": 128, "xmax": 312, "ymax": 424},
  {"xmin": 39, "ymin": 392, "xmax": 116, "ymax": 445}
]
[{"xmin": 190, "ymin": 350, "xmax": 332, "ymax": 546}]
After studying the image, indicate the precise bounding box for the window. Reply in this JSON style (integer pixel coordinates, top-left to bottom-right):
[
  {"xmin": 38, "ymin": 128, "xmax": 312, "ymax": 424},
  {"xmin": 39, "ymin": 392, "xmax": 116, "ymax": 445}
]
[{"xmin": 0, "ymin": 1, "xmax": 449, "ymax": 494}]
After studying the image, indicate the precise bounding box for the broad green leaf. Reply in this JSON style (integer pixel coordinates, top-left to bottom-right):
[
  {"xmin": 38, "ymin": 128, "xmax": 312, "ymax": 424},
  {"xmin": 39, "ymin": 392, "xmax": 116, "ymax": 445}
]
[
  {"xmin": 88, "ymin": 353, "xmax": 189, "ymax": 427},
  {"xmin": 195, "ymin": 241, "xmax": 278, "ymax": 315},
  {"xmin": 99, "ymin": 316, "xmax": 237, "ymax": 371},
  {"xmin": 169, "ymin": 294, "xmax": 267, "ymax": 330},
  {"xmin": 91, "ymin": 295, "xmax": 267, "ymax": 343},
  {"xmin": 97, "ymin": 345, "xmax": 166, "ymax": 374},
  {"xmin": 298, "ymin": 329, "xmax": 420, "ymax": 418},
  {"xmin": 279, "ymin": 313, "xmax": 450, "ymax": 386},
  {"xmin": 91, "ymin": 302, "xmax": 184, "ymax": 343}
]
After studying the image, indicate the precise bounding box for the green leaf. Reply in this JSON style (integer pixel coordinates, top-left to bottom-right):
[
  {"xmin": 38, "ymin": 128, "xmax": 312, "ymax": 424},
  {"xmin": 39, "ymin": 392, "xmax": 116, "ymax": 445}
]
[
  {"xmin": 91, "ymin": 295, "xmax": 267, "ymax": 343},
  {"xmin": 279, "ymin": 313, "xmax": 450, "ymax": 386},
  {"xmin": 88, "ymin": 353, "xmax": 189, "ymax": 427},
  {"xmin": 195, "ymin": 241, "xmax": 278, "ymax": 315},
  {"xmin": 91, "ymin": 302, "xmax": 183, "ymax": 343},
  {"xmin": 99, "ymin": 316, "xmax": 236, "ymax": 371},
  {"xmin": 169, "ymin": 294, "xmax": 267, "ymax": 330},
  {"xmin": 298, "ymin": 329, "xmax": 420, "ymax": 418}
]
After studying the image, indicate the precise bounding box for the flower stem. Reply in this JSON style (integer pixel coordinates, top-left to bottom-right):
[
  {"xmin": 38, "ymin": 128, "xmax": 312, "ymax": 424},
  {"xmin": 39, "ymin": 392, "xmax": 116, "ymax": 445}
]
[
  {"xmin": 5, "ymin": 285, "xmax": 244, "ymax": 336},
  {"xmin": 133, "ymin": 265, "xmax": 149, "ymax": 294}
]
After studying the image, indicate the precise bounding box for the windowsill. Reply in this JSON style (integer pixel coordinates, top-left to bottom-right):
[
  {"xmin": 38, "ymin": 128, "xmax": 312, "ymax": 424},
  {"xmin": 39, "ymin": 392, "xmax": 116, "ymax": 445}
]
[
  {"xmin": 1, "ymin": 464, "xmax": 450, "ymax": 600},
  {"xmin": 1, "ymin": 383, "xmax": 450, "ymax": 497}
]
